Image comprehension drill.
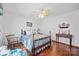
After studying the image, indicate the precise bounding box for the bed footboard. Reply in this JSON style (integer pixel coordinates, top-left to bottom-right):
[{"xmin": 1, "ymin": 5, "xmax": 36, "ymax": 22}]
[{"xmin": 32, "ymin": 32, "xmax": 51, "ymax": 55}]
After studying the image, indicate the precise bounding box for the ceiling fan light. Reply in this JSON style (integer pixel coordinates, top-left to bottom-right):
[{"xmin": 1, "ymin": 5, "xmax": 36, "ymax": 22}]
[
  {"xmin": 38, "ymin": 14, "xmax": 44, "ymax": 18},
  {"xmin": 42, "ymin": 10, "xmax": 48, "ymax": 16}
]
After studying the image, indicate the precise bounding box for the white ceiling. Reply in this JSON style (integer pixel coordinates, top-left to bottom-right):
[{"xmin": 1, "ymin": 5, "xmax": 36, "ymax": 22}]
[{"xmin": 2, "ymin": 3, "xmax": 79, "ymax": 17}]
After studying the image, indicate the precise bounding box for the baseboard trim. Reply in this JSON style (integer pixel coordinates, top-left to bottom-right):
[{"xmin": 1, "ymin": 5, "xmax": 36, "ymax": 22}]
[{"xmin": 52, "ymin": 40, "xmax": 79, "ymax": 49}]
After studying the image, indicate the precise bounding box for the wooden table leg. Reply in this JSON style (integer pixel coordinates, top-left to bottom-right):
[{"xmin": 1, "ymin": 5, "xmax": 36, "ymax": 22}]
[
  {"xmin": 56, "ymin": 36, "xmax": 59, "ymax": 42},
  {"xmin": 69, "ymin": 37, "xmax": 72, "ymax": 55},
  {"xmin": 56, "ymin": 36, "xmax": 57, "ymax": 41},
  {"xmin": 70, "ymin": 37, "xmax": 72, "ymax": 47}
]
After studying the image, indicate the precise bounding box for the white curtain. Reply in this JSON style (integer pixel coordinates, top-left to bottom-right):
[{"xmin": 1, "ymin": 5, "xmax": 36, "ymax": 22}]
[
  {"xmin": 0, "ymin": 31, "xmax": 8, "ymax": 47},
  {"xmin": 0, "ymin": 32, "xmax": 2, "ymax": 46}
]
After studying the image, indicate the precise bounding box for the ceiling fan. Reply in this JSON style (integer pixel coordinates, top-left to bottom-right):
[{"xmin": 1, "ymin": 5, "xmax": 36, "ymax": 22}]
[{"xmin": 32, "ymin": 8, "xmax": 48, "ymax": 18}]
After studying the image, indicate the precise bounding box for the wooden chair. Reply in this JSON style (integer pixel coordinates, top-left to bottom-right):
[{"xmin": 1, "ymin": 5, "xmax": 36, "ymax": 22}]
[{"xmin": 6, "ymin": 34, "xmax": 19, "ymax": 49}]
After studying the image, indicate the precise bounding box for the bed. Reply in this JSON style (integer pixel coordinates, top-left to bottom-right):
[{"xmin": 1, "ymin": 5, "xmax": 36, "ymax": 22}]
[
  {"xmin": 31, "ymin": 32, "xmax": 51, "ymax": 55},
  {"xmin": 21, "ymin": 32, "xmax": 52, "ymax": 56}
]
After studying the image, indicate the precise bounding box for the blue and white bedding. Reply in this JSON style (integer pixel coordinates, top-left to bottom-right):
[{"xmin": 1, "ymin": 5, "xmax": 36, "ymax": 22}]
[
  {"xmin": 20, "ymin": 34, "xmax": 50, "ymax": 54},
  {"xmin": 0, "ymin": 46, "xmax": 27, "ymax": 56},
  {"xmin": 20, "ymin": 35, "xmax": 33, "ymax": 52},
  {"xmin": 34, "ymin": 37, "xmax": 50, "ymax": 48},
  {"xmin": 0, "ymin": 46, "xmax": 10, "ymax": 56},
  {"xmin": 29, "ymin": 34, "xmax": 50, "ymax": 48},
  {"xmin": 9, "ymin": 48, "xmax": 27, "ymax": 56}
]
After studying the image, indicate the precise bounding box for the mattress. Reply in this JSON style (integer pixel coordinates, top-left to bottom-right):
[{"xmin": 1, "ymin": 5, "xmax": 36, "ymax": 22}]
[
  {"xmin": 29, "ymin": 34, "xmax": 50, "ymax": 41},
  {"xmin": 29, "ymin": 34, "xmax": 50, "ymax": 48},
  {"xmin": 20, "ymin": 33, "xmax": 50, "ymax": 52}
]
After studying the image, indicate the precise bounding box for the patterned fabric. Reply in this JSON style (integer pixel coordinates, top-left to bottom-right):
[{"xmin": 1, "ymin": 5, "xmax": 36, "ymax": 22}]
[
  {"xmin": 10, "ymin": 48, "xmax": 27, "ymax": 56},
  {"xmin": 0, "ymin": 46, "xmax": 10, "ymax": 56},
  {"xmin": 0, "ymin": 46, "xmax": 27, "ymax": 56},
  {"xmin": 20, "ymin": 35, "xmax": 33, "ymax": 52}
]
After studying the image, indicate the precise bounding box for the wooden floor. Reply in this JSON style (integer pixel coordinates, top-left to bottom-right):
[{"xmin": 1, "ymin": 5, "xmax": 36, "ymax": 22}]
[
  {"xmin": 8, "ymin": 41, "xmax": 79, "ymax": 56},
  {"xmin": 38, "ymin": 41, "xmax": 79, "ymax": 56}
]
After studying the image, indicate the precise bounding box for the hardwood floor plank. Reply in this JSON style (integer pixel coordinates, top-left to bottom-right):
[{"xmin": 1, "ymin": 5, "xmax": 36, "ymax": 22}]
[
  {"xmin": 8, "ymin": 41, "xmax": 79, "ymax": 56},
  {"xmin": 38, "ymin": 41, "xmax": 79, "ymax": 56}
]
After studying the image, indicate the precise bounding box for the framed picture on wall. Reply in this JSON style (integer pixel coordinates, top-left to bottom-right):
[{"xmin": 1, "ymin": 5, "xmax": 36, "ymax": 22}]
[{"xmin": 26, "ymin": 22, "xmax": 32, "ymax": 27}]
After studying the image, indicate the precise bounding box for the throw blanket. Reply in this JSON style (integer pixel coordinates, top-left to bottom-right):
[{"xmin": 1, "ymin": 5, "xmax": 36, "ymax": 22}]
[
  {"xmin": 10, "ymin": 48, "xmax": 27, "ymax": 56},
  {"xmin": 0, "ymin": 46, "xmax": 27, "ymax": 56},
  {"xmin": 20, "ymin": 35, "xmax": 33, "ymax": 52}
]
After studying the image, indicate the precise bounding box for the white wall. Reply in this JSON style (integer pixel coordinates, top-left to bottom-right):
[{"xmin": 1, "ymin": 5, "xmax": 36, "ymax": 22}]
[
  {"xmin": 2, "ymin": 11, "xmax": 39, "ymax": 37},
  {"xmin": 0, "ymin": 16, "xmax": 3, "ymax": 46},
  {"xmin": 0, "ymin": 8, "xmax": 39, "ymax": 46},
  {"xmin": 0, "ymin": 15, "xmax": 8, "ymax": 46},
  {"xmin": 0, "ymin": 16, "xmax": 3, "ymax": 32},
  {"xmin": 2, "ymin": 4, "xmax": 79, "ymax": 47},
  {"xmin": 39, "ymin": 10, "xmax": 79, "ymax": 47}
]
